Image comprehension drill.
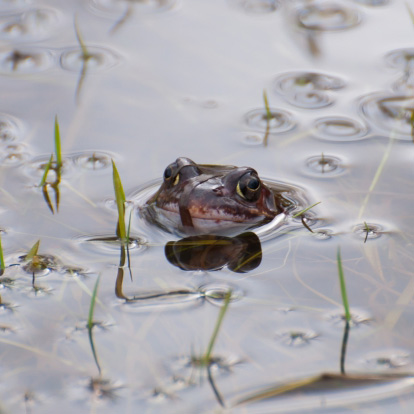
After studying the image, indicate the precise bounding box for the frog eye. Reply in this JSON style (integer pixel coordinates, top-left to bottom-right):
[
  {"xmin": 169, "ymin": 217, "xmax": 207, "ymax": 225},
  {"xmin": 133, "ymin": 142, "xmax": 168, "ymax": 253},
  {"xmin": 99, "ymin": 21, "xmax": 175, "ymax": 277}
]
[
  {"xmin": 164, "ymin": 165, "xmax": 173, "ymax": 181},
  {"xmin": 236, "ymin": 171, "xmax": 261, "ymax": 202}
]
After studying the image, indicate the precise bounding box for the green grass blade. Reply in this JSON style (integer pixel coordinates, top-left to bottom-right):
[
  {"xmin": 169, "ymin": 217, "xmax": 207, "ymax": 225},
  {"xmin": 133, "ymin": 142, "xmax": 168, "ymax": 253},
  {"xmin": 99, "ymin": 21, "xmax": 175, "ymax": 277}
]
[
  {"xmin": 39, "ymin": 154, "xmax": 53, "ymax": 187},
  {"xmin": 26, "ymin": 240, "xmax": 40, "ymax": 261},
  {"xmin": 292, "ymin": 202, "xmax": 321, "ymax": 218},
  {"xmin": 88, "ymin": 274, "xmax": 102, "ymax": 376},
  {"xmin": 112, "ymin": 160, "xmax": 126, "ymax": 242},
  {"xmin": 263, "ymin": 90, "xmax": 273, "ymax": 120},
  {"xmin": 0, "ymin": 232, "xmax": 5, "ymax": 275},
  {"xmin": 363, "ymin": 221, "xmax": 370, "ymax": 243},
  {"xmin": 203, "ymin": 291, "xmax": 232, "ymax": 364},
  {"xmin": 337, "ymin": 247, "xmax": 351, "ymax": 322},
  {"xmin": 54, "ymin": 116, "xmax": 62, "ymax": 168}
]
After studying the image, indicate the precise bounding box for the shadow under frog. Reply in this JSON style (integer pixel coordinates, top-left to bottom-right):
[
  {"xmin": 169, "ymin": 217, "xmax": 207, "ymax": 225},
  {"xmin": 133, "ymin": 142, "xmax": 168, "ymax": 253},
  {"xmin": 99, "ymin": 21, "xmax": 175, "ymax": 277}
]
[{"xmin": 165, "ymin": 232, "xmax": 262, "ymax": 273}]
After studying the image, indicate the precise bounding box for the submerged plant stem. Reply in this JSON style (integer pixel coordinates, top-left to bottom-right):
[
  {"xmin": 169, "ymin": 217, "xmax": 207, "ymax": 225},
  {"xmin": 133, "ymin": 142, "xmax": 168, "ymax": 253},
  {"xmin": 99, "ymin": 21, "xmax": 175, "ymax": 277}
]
[
  {"xmin": 88, "ymin": 275, "xmax": 102, "ymax": 376},
  {"xmin": 0, "ymin": 232, "xmax": 4, "ymax": 276},
  {"xmin": 203, "ymin": 291, "xmax": 231, "ymax": 365}
]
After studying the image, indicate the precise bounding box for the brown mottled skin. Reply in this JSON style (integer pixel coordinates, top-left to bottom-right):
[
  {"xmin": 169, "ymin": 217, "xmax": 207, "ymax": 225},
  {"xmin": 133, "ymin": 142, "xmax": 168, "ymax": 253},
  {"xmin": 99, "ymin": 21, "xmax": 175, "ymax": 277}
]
[{"xmin": 146, "ymin": 157, "xmax": 288, "ymax": 233}]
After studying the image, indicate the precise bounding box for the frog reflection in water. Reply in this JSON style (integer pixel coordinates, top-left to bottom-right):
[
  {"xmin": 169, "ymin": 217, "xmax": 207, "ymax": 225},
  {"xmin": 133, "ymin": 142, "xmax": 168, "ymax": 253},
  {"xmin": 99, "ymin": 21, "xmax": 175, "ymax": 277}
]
[{"xmin": 144, "ymin": 157, "xmax": 292, "ymax": 235}]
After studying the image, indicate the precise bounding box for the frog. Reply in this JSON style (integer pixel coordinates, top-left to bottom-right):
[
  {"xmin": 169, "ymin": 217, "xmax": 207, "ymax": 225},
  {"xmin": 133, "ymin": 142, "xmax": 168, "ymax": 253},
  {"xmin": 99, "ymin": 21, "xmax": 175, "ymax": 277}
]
[{"xmin": 142, "ymin": 157, "xmax": 292, "ymax": 235}]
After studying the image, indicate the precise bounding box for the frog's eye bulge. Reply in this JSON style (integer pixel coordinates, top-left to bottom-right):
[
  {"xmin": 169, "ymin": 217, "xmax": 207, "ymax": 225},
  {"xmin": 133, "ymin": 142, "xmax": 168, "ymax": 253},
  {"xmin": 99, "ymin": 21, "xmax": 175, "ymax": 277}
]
[{"xmin": 236, "ymin": 171, "xmax": 262, "ymax": 202}]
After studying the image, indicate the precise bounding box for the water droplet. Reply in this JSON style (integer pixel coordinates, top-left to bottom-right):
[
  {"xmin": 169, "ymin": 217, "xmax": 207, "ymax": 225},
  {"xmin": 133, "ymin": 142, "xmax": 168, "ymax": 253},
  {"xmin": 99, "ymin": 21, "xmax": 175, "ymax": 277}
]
[
  {"xmin": 295, "ymin": 3, "xmax": 361, "ymax": 31},
  {"xmin": 359, "ymin": 92, "xmax": 414, "ymax": 140},
  {"xmin": 306, "ymin": 154, "xmax": 344, "ymax": 176},
  {"xmin": 353, "ymin": 222, "xmax": 383, "ymax": 240},
  {"xmin": 244, "ymin": 108, "xmax": 297, "ymax": 133},
  {"xmin": 228, "ymin": 0, "xmax": 280, "ymax": 13},
  {"xmin": 313, "ymin": 116, "xmax": 368, "ymax": 141},
  {"xmin": 199, "ymin": 283, "xmax": 244, "ymax": 306},
  {"xmin": 0, "ymin": 47, "xmax": 55, "ymax": 73},
  {"xmin": 59, "ymin": 46, "xmax": 120, "ymax": 72},
  {"xmin": 276, "ymin": 329, "xmax": 319, "ymax": 346}
]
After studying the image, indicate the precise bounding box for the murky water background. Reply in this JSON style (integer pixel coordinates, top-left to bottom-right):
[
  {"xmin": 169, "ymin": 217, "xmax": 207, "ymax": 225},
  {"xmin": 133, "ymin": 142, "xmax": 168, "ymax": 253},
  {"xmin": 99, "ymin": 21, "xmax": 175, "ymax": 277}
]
[{"xmin": 1, "ymin": 0, "xmax": 414, "ymax": 413}]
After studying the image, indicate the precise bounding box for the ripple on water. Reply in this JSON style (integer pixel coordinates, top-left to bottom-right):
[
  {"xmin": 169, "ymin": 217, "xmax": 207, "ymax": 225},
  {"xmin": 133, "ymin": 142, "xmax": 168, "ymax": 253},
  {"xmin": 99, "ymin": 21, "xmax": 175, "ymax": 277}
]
[
  {"xmin": 77, "ymin": 234, "xmax": 145, "ymax": 255},
  {"xmin": 385, "ymin": 49, "xmax": 414, "ymax": 94},
  {"xmin": 353, "ymin": 222, "xmax": 384, "ymax": 240},
  {"xmin": 199, "ymin": 283, "xmax": 244, "ymax": 306},
  {"xmin": 354, "ymin": 0, "xmax": 388, "ymax": 5},
  {"xmin": 87, "ymin": 0, "xmax": 177, "ymax": 16},
  {"xmin": 275, "ymin": 329, "xmax": 319, "ymax": 347},
  {"xmin": 359, "ymin": 92, "xmax": 414, "ymax": 140},
  {"xmin": 1, "ymin": 144, "xmax": 30, "ymax": 166},
  {"xmin": 0, "ymin": 113, "xmax": 23, "ymax": 143},
  {"xmin": 365, "ymin": 350, "xmax": 411, "ymax": 370},
  {"xmin": 71, "ymin": 151, "xmax": 113, "ymax": 171},
  {"xmin": 305, "ymin": 154, "xmax": 345, "ymax": 177},
  {"xmin": 0, "ymin": 47, "xmax": 55, "ymax": 73},
  {"xmin": 59, "ymin": 46, "xmax": 120, "ymax": 72},
  {"xmin": 294, "ymin": 2, "xmax": 362, "ymax": 31},
  {"xmin": 327, "ymin": 308, "xmax": 372, "ymax": 328},
  {"xmin": 0, "ymin": 8, "xmax": 61, "ymax": 41},
  {"xmin": 274, "ymin": 71, "xmax": 346, "ymax": 109},
  {"xmin": 244, "ymin": 108, "xmax": 297, "ymax": 133},
  {"xmin": 228, "ymin": 0, "xmax": 280, "ymax": 13},
  {"xmin": 25, "ymin": 155, "xmax": 74, "ymax": 181},
  {"xmin": 312, "ymin": 116, "xmax": 369, "ymax": 141}
]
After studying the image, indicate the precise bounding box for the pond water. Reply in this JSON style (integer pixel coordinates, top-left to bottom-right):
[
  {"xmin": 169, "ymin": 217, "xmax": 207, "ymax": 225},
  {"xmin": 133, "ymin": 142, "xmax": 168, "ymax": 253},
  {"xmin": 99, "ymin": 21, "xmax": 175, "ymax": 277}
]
[{"xmin": 1, "ymin": 0, "xmax": 414, "ymax": 413}]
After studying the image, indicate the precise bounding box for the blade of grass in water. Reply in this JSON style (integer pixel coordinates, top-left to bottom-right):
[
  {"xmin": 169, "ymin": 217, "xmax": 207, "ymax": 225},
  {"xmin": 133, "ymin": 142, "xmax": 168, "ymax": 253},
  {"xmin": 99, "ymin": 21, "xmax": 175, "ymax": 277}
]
[
  {"xmin": 203, "ymin": 291, "xmax": 232, "ymax": 365},
  {"xmin": 54, "ymin": 116, "xmax": 62, "ymax": 169},
  {"xmin": 126, "ymin": 209, "xmax": 133, "ymax": 280},
  {"xmin": 262, "ymin": 90, "xmax": 272, "ymax": 146},
  {"xmin": 112, "ymin": 160, "xmax": 126, "ymax": 242},
  {"xmin": 26, "ymin": 240, "xmax": 40, "ymax": 261},
  {"xmin": 88, "ymin": 274, "xmax": 102, "ymax": 376},
  {"xmin": 292, "ymin": 202, "xmax": 321, "ymax": 218},
  {"xmin": 0, "ymin": 232, "xmax": 4, "ymax": 275},
  {"xmin": 363, "ymin": 221, "xmax": 370, "ymax": 243},
  {"xmin": 39, "ymin": 154, "xmax": 53, "ymax": 187},
  {"xmin": 337, "ymin": 247, "xmax": 351, "ymax": 322},
  {"xmin": 263, "ymin": 90, "xmax": 272, "ymax": 120},
  {"xmin": 74, "ymin": 15, "xmax": 91, "ymax": 59}
]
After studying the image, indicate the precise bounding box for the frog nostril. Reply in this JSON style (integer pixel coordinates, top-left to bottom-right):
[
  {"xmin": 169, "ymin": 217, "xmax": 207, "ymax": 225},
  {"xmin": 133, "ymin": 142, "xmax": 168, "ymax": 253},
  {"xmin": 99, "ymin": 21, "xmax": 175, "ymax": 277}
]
[{"xmin": 213, "ymin": 186, "xmax": 224, "ymax": 196}]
